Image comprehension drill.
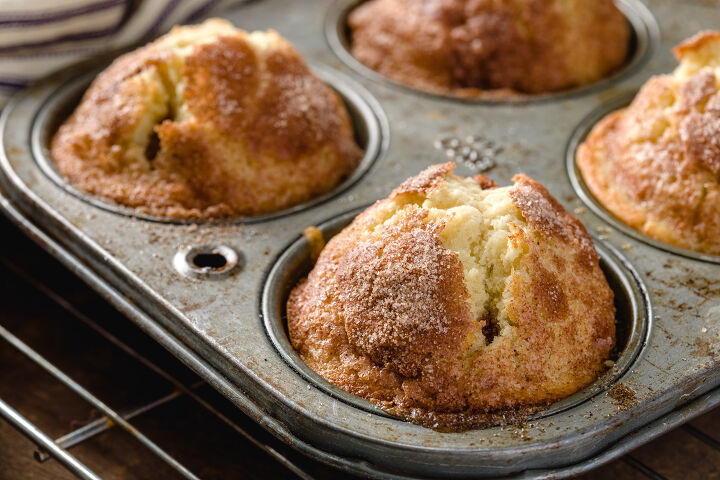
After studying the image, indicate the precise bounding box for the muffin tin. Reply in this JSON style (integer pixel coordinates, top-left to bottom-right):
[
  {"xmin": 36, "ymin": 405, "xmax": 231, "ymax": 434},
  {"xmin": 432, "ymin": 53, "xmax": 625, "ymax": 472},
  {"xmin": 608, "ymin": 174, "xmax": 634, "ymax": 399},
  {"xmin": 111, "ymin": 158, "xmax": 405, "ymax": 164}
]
[{"xmin": 1, "ymin": 0, "xmax": 719, "ymax": 478}]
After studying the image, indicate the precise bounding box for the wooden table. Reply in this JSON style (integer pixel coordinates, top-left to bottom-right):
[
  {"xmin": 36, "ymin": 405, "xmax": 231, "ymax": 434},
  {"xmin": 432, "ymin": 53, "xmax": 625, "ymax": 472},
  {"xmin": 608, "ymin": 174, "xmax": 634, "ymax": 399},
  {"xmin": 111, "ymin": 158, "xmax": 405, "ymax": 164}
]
[{"xmin": 0, "ymin": 213, "xmax": 718, "ymax": 480}]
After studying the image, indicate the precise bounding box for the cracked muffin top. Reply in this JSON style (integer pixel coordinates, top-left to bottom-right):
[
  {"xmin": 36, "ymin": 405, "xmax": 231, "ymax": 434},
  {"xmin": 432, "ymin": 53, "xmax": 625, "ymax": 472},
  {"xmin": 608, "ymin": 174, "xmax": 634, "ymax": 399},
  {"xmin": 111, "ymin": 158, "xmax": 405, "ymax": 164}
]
[
  {"xmin": 51, "ymin": 19, "xmax": 361, "ymax": 219},
  {"xmin": 578, "ymin": 31, "xmax": 720, "ymax": 255},
  {"xmin": 347, "ymin": 0, "xmax": 630, "ymax": 97},
  {"xmin": 287, "ymin": 163, "xmax": 615, "ymax": 429}
]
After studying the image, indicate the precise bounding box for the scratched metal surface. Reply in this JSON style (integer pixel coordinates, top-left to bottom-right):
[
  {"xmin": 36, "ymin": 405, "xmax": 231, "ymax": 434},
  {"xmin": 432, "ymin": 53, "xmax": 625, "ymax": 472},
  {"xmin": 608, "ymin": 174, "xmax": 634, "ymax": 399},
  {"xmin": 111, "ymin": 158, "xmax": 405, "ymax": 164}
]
[{"xmin": 1, "ymin": 0, "xmax": 720, "ymax": 478}]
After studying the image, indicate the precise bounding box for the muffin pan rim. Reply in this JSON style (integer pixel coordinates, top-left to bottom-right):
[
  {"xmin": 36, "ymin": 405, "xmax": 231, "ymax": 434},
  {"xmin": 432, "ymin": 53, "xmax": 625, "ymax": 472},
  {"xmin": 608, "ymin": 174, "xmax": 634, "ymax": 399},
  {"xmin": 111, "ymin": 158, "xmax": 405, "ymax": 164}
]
[
  {"xmin": 29, "ymin": 60, "xmax": 390, "ymax": 225},
  {"xmin": 566, "ymin": 92, "xmax": 720, "ymax": 265},
  {"xmin": 261, "ymin": 205, "xmax": 652, "ymax": 424},
  {"xmin": 324, "ymin": 0, "xmax": 660, "ymax": 105}
]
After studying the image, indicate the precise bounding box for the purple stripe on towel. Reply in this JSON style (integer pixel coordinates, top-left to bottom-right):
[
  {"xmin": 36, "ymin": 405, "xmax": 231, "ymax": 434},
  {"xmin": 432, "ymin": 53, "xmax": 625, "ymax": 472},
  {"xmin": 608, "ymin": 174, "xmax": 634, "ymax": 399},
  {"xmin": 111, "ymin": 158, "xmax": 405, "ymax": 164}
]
[
  {"xmin": 0, "ymin": 23, "xmax": 123, "ymax": 54},
  {"xmin": 0, "ymin": 0, "xmax": 127, "ymax": 27},
  {"xmin": 0, "ymin": 78, "xmax": 28, "ymax": 89},
  {"xmin": 1, "ymin": 45, "xmax": 102, "ymax": 59}
]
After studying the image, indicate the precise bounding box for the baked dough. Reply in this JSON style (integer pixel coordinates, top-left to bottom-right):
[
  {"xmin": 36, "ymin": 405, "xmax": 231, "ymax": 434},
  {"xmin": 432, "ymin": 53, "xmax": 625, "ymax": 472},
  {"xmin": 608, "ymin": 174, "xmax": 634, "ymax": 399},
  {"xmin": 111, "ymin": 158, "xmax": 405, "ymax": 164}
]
[
  {"xmin": 51, "ymin": 19, "xmax": 361, "ymax": 218},
  {"xmin": 288, "ymin": 163, "xmax": 615, "ymax": 427},
  {"xmin": 348, "ymin": 0, "xmax": 629, "ymax": 97},
  {"xmin": 578, "ymin": 31, "xmax": 720, "ymax": 255}
]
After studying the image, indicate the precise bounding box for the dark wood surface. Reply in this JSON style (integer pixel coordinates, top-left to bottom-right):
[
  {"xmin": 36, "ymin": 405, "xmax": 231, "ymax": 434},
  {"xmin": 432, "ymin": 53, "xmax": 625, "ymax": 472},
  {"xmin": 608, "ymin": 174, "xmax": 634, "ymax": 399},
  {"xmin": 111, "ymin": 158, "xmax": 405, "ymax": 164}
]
[{"xmin": 0, "ymin": 213, "xmax": 718, "ymax": 480}]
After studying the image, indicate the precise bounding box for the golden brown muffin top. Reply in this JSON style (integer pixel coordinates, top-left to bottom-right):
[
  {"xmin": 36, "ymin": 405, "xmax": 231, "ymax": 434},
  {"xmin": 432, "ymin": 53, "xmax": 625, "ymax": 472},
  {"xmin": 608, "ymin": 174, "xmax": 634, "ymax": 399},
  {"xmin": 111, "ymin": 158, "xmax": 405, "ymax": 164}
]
[
  {"xmin": 51, "ymin": 19, "xmax": 361, "ymax": 219},
  {"xmin": 578, "ymin": 31, "xmax": 720, "ymax": 255},
  {"xmin": 287, "ymin": 163, "xmax": 615, "ymax": 429},
  {"xmin": 347, "ymin": 0, "xmax": 630, "ymax": 96}
]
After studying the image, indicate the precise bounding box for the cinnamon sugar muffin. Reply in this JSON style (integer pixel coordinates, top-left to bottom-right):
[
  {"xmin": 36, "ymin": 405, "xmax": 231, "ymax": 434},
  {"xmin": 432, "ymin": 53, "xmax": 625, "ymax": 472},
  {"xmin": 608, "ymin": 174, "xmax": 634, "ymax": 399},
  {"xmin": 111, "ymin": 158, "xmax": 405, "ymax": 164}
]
[
  {"xmin": 578, "ymin": 31, "xmax": 720, "ymax": 255},
  {"xmin": 51, "ymin": 19, "xmax": 361, "ymax": 219},
  {"xmin": 347, "ymin": 0, "xmax": 630, "ymax": 97},
  {"xmin": 287, "ymin": 163, "xmax": 615, "ymax": 427}
]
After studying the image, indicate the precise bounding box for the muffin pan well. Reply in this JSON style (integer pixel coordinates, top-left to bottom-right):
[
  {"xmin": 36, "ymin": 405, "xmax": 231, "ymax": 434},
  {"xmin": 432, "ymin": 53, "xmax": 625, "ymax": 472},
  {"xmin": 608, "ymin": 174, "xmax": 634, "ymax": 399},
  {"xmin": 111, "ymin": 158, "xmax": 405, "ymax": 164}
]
[
  {"xmin": 566, "ymin": 93, "xmax": 720, "ymax": 265},
  {"xmin": 325, "ymin": 0, "xmax": 659, "ymax": 102},
  {"xmin": 1, "ymin": 0, "xmax": 719, "ymax": 478},
  {"xmin": 29, "ymin": 57, "xmax": 388, "ymax": 224},
  {"xmin": 262, "ymin": 208, "xmax": 651, "ymax": 421}
]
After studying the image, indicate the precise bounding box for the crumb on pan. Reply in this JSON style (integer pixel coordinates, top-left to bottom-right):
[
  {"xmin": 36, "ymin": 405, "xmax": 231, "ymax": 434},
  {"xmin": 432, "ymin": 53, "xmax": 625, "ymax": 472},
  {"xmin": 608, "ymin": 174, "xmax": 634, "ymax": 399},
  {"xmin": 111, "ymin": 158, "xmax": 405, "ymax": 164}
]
[
  {"xmin": 608, "ymin": 383, "xmax": 636, "ymax": 410},
  {"xmin": 302, "ymin": 226, "xmax": 325, "ymax": 263}
]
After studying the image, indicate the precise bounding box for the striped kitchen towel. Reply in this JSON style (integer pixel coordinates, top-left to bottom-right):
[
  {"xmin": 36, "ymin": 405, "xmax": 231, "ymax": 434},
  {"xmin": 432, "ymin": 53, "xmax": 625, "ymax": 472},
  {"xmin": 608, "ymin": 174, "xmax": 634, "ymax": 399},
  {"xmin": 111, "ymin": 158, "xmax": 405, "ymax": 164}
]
[{"xmin": 0, "ymin": 0, "xmax": 250, "ymax": 107}]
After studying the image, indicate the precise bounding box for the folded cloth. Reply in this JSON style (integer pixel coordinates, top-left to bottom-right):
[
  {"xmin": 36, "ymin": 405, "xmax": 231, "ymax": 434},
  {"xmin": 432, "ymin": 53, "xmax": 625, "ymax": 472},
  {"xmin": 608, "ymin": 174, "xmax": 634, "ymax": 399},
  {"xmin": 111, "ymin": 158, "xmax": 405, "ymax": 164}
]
[{"xmin": 0, "ymin": 0, "xmax": 247, "ymax": 107}]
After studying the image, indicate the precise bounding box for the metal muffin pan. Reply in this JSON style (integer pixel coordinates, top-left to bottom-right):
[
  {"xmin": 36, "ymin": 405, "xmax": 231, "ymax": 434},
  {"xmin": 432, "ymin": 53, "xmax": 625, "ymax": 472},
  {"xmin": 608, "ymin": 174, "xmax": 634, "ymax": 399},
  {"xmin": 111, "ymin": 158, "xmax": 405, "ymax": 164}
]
[{"xmin": 1, "ymin": 0, "xmax": 719, "ymax": 478}]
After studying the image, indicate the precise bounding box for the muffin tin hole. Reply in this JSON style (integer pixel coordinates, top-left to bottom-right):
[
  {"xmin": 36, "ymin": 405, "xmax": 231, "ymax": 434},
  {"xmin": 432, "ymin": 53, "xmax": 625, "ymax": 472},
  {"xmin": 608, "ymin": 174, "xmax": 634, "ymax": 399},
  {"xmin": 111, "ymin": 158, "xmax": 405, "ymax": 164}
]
[
  {"xmin": 192, "ymin": 252, "xmax": 228, "ymax": 270},
  {"xmin": 30, "ymin": 61, "xmax": 388, "ymax": 224},
  {"xmin": 174, "ymin": 245, "xmax": 240, "ymax": 279},
  {"xmin": 566, "ymin": 93, "xmax": 720, "ymax": 265},
  {"xmin": 262, "ymin": 207, "xmax": 651, "ymax": 423},
  {"xmin": 325, "ymin": 0, "xmax": 659, "ymax": 103}
]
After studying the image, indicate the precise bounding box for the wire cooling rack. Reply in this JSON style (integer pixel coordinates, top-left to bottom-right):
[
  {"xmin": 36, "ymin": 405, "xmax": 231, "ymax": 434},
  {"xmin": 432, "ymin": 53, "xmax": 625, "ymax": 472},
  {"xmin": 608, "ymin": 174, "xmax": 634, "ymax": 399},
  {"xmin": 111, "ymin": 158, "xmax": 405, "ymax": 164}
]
[{"xmin": 0, "ymin": 213, "xmax": 324, "ymax": 480}]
